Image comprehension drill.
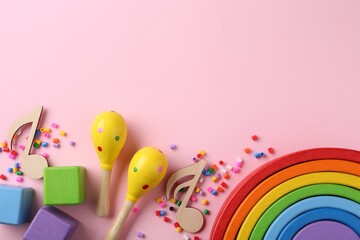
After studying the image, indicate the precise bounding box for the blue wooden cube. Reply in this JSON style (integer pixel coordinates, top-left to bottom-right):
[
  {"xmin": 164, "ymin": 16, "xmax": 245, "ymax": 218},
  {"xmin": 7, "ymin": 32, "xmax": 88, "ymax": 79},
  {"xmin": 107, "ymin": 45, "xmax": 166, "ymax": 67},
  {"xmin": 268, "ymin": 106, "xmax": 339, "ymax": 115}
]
[
  {"xmin": 0, "ymin": 184, "xmax": 33, "ymax": 225},
  {"xmin": 23, "ymin": 206, "xmax": 78, "ymax": 240}
]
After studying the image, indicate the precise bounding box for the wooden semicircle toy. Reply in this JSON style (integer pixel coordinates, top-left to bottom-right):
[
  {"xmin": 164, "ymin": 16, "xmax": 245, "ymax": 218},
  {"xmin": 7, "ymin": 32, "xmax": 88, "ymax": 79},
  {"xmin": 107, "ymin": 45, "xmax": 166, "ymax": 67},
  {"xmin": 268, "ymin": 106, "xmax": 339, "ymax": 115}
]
[{"xmin": 210, "ymin": 148, "xmax": 360, "ymax": 240}]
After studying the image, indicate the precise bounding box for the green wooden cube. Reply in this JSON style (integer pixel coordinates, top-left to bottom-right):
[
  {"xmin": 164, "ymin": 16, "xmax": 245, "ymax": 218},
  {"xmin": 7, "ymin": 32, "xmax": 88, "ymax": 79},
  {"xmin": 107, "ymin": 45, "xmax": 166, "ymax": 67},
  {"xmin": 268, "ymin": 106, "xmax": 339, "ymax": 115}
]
[{"xmin": 44, "ymin": 166, "xmax": 86, "ymax": 205}]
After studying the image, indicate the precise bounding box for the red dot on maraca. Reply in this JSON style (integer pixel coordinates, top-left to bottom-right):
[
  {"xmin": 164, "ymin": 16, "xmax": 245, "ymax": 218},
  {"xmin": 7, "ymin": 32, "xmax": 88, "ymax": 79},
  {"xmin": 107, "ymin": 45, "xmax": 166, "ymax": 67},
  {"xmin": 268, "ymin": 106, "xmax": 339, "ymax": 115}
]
[
  {"xmin": 142, "ymin": 185, "xmax": 149, "ymax": 190},
  {"xmin": 97, "ymin": 146, "xmax": 102, "ymax": 152}
]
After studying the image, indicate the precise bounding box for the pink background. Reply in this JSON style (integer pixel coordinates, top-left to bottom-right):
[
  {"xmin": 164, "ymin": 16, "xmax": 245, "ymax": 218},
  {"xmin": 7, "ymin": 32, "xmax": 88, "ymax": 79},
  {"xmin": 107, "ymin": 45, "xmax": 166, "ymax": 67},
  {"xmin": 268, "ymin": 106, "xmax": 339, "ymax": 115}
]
[{"xmin": 1, "ymin": 0, "xmax": 360, "ymax": 239}]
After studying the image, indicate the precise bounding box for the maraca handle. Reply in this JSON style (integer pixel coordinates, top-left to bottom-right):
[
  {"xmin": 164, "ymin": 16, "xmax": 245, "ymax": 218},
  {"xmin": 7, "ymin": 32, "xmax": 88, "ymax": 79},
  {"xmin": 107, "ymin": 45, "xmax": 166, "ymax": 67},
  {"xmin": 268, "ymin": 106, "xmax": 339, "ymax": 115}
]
[
  {"xmin": 97, "ymin": 168, "xmax": 112, "ymax": 217},
  {"xmin": 106, "ymin": 199, "xmax": 134, "ymax": 240}
]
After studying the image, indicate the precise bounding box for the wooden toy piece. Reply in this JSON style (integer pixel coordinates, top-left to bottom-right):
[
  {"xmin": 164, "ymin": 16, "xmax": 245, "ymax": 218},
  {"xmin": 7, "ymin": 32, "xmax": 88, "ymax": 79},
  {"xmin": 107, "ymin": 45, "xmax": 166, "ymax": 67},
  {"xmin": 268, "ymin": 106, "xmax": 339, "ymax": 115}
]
[
  {"xmin": 210, "ymin": 148, "xmax": 360, "ymax": 240},
  {"xmin": 225, "ymin": 159, "xmax": 360, "ymax": 239},
  {"xmin": 166, "ymin": 159, "xmax": 206, "ymax": 233},
  {"xmin": 43, "ymin": 166, "xmax": 86, "ymax": 205},
  {"xmin": 7, "ymin": 105, "xmax": 48, "ymax": 179},
  {"xmin": 0, "ymin": 184, "xmax": 33, "ymax": 225},
  {"xmin": 23, "ymin": 206, "xmax": 78, "ymax": 240},
  {"xmin": 279, "ymin": 207, "xmax": 360, "ymax": 240},
  {"xmin": 254, "ymin": 183, "xmax": 360, "ymax": 240},
  {"xmin": 264, "ymin": 195, "xmax": 360, "ymax": 240},
  {"xmin": 106, "ymin": 146, "xmax": 167, "ymax": 240},
  {"xmin": 237, "ymin": 172, "xmax": 360, "ymax": 240},
  {"xmin": 91, "ymin": 111, "xmax": 127, "ymax": 217},
  {"xmin": 294, "ymin": 221, "xmax": 359, "ymax": 240}
]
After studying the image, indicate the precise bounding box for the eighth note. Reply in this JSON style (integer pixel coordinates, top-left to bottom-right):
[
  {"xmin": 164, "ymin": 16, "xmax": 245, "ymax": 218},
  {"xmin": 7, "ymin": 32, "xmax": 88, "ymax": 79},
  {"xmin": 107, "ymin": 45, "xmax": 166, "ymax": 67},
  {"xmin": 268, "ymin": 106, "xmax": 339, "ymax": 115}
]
[
  {"xmin": 166, "ymin": 159, "xmax": 206, "ymax": 233},
  {"xmin": 7, "ymin": 106, "xmax": 48, "ymax": 179}
]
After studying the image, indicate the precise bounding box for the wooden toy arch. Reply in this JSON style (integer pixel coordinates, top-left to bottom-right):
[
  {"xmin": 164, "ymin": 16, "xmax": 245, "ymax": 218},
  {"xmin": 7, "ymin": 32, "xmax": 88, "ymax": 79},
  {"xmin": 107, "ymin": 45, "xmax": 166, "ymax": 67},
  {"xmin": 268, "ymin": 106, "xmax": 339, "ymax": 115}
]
[{"xmin": 210, "ymin": 148, "xmax": 360, "ymax": 240}]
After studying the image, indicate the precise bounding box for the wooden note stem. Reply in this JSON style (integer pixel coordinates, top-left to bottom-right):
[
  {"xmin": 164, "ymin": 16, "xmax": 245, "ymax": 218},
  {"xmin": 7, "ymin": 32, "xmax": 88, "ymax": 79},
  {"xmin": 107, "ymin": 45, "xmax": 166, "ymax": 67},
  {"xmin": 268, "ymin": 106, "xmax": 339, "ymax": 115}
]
[
  {"xmin": 97, "ymin": 168, "xmax": 112, "ymax": 217},
  {"xmin": 106, "ymin": 199, "xmax": 134, "ymax": 240}
]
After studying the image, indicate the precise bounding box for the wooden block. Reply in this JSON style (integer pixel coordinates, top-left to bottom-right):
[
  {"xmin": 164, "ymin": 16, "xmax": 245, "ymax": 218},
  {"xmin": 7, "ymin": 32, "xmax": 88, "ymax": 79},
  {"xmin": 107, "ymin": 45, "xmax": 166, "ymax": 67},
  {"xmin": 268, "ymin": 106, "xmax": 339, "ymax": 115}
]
[
  {"xmin": 264, "ymin": 195, "xmax": 360, "ymax": 240},
  {"xmin": 279, "ymin": 207, "xmax": 360, "ymax": 240},
  {"xmin": 44, "ymin": 166, "xmax": 86, "ymax": 205},
  {"xmin": 23, "ymin": 206, "xmax": 78, "ymax": 240},
  {"xmin": 225, "ymin": 159, "xmax": 360, "ymax": 239},
  {"xmin": 253, "ymin": 184, "xmax": 360, "ymax": 240},
  {"xmin": 211, "ymin": 147, "xmax": 360, "ymax": 240},
  {"xmin": 0, "ymin": 184, "xmax": 33, "ymax": 225}
]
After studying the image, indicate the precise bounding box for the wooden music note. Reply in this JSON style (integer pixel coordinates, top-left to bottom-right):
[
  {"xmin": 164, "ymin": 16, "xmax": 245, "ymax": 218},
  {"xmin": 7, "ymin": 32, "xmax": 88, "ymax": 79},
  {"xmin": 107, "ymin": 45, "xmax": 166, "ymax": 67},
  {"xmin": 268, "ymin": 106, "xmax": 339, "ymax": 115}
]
[
  {"xmin": 7, "ymin": 106, "xmax": 48, "ymax": 179},
  {"xmin": 166, "ymin": 159, "xmax": 206, "ymax": 233}
]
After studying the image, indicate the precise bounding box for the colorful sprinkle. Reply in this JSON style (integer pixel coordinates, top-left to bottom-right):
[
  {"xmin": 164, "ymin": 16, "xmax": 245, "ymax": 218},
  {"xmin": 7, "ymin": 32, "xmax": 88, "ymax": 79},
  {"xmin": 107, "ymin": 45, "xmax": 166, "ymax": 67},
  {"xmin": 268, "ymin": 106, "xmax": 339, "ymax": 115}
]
[
  {"xmin": 137, "ymin": 232, "xmax": 145, "ymax": 238},
  {"xmin": 132, "ymin": 207, "xmax": 139, "ymax": 213}
]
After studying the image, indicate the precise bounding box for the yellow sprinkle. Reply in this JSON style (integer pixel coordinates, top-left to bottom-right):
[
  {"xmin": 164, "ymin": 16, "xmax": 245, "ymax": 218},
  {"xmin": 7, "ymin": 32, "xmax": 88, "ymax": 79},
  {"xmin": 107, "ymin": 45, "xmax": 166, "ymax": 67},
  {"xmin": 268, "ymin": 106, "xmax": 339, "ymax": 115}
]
[
  {"xmin": 176, "ymin": 227, "xmax": 183, "ymax": 233},
  {"xmin": 202, "ymin": 199, "xmax": 209, "ymax": 205},
  {"xmin": 211, "ymin": 176, "xmax": 218, "ymax": 183},
  {"xmin": 60, "ymin": 131, "xmax": 67, "ymax": 136}
]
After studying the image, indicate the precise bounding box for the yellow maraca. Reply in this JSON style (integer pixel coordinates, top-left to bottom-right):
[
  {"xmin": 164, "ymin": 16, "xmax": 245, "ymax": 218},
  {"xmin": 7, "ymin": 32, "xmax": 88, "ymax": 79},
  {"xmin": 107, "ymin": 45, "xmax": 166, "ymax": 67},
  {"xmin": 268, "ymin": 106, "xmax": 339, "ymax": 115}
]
[
  {"xmin": 106, "ymin": 146, "xmax": 168, "ymax": 240},
  {"xmin": 91, "ymin": 111, "xmax": 127, "ymax": 217}
]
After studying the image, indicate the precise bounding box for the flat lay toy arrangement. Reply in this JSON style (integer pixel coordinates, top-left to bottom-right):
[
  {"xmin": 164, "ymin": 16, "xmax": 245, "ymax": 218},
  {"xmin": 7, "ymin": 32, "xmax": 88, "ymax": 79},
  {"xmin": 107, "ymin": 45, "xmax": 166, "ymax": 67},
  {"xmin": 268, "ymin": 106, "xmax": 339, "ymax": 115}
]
[{"xmin": 1, "ymin": 106, "xmax": 360, "ymax": 240}]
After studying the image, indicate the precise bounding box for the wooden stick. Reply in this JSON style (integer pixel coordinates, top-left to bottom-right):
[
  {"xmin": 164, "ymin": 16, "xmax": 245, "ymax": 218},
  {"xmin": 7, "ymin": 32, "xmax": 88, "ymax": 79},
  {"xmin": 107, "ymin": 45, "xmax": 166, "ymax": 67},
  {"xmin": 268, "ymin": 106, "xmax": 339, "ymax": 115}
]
[
  {"xmin": 97, "ymin": 168, "xmax": 112, "ymax": 217},
  {"xmin": 106, "ymin": 199, "xmax": 134, "ymax": 240}
]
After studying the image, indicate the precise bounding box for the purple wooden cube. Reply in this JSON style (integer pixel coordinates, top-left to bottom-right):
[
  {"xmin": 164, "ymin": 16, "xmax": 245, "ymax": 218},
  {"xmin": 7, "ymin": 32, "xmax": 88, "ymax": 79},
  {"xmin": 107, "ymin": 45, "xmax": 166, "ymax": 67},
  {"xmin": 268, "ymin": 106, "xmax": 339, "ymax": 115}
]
[{"xmin": 23, "ymin": 206, "xmax": 78, "ymax": 240}]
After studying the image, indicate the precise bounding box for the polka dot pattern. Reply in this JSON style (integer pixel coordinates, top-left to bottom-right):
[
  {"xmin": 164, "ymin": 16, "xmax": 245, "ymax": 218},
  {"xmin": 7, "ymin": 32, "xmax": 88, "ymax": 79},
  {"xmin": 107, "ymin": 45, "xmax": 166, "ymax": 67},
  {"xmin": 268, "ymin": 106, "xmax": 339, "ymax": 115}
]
[{"xmin": 97, "ymin": 146, "xmax": 102, "ymax": 152}]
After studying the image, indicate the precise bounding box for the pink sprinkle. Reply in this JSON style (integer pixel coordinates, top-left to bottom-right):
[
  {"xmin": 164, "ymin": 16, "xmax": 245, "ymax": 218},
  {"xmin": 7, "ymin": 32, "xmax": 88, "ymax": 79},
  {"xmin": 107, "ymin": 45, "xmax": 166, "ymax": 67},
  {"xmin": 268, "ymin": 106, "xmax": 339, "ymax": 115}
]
[
  {"xmin": 42, "ymin": 153, "xmax": 49, "ymax": 158},
  {"xmin": 132, "ymin": 207, "xmax": 139, "ymax": 213},
  {"xmin": 69, "ymin": 141, "xmax": 76, "ymax": 146},
  {"xmin": 16, "ymin": 177, "xmax": 23, "ymax": 182},
  {"xmin": 190, "ymin": 195, "xmax": 197, "ymax": 202},
  {"xmin": 8, "ymin": 154, "xmax": 16, "ymax": 160},
  {"xmin": 51, "ymin": 123, "xmax": 59, "ymax": 128},
  {"xmin": 232, "ymin": 167, "xmax": 240, "ymax": 173},
  {"xmin": 207, "ymin": 187, "xmax": 213, "ymax": 193},
  {"xmin": 160, "ymin": 202, "xmax": 167, "ymax": 208},
  {"xmin": 44, "ymin": 133, "xmax": 50, "ymax": 138},
  {"xmin": 19, "ymin": 145, "xmax": 25, "ymax": 150}
]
